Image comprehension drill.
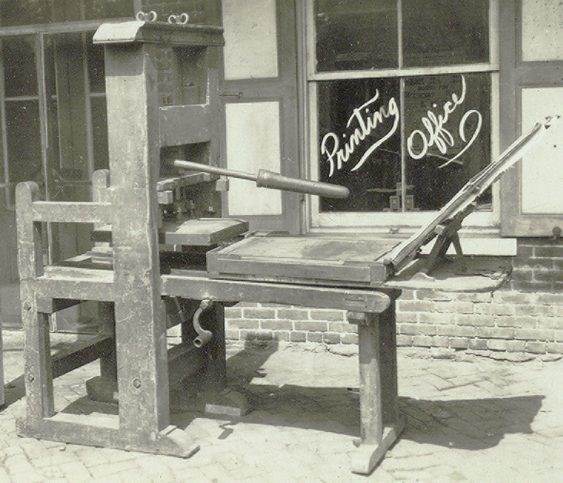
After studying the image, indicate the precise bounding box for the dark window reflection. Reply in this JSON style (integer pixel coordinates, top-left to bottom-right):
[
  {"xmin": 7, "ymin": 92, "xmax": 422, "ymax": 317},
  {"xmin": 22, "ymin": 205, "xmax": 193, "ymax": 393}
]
[
  {"xmin": 318, "ymin": 78, "xmax": 401, "ymax": 211},
  {"xmin": 91, "ymin": 96, "xmax": 109, "ymax": 170},
  {"xmin": 403, "ymin": 0, "xmax": 489, "ymax": 67},
  {"xmin": 5, "ymin": 101, "xmax": 42, "ymax": 198},
  {"xmin": 83, "ymin": 0, "xmax": 132, "ymax": 20},
  {"xmin": 2, "ymin": 37, "xmax": 38, "ymax": 98},
  {"xmin": 315, "ymin": 0, "xmax": 398, "ymax": 71},
  {"xmin": 404, "ymin": 73, "xmax": 491, "ymax": 210},
  {"xmin": 86, "ymin": 34, "xmax": 105, "ymax": 93},
  {"xmin": 0, "ymin": 0, "xmax": 51, "ymax": 26}
]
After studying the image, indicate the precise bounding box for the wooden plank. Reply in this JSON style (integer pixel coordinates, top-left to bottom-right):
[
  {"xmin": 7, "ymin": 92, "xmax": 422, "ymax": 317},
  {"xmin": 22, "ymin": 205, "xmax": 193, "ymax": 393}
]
[
  {"xmin": 206, "ymin": 236, "xmax": 397, "ymax": 286},
  {"xmin": 35, "ymin": 266, "xmax": 114, "ymax": 301},
  {"xmin": 159, "ymin": 105, "xmax": 211, "ymax": 146},
  {"xmin": 36, "ymin": 298, "xmax": 81, "ymax": 314},
  {"xmin": 162, "ymin": 218, "xmax": 248, "ymax": 246},
  {"xmin": 31, "ymin": 201, "xmax": 112, "ymax": 224},
  {"xmin": 17, "ymin": 417, "xmax": 199, "ymax": 458},
  {"xmin": 93, "ymin": 21, "xmax": 224, "ymax": 47},
  {"xmin": 156, "ymin": 172, "xmax": 217, "ymax": 192},
  {"xmin": 161, "ymin": 273, "xmax": 391, "ymax": 313},
  {"xmin": 51, "ymin": 336, "xmax": 113, "ymax": 378}
]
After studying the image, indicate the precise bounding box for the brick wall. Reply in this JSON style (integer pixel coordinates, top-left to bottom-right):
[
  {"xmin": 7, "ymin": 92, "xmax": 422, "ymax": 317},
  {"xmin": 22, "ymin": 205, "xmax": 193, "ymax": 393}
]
[{"xmin": 225, "ymin": 238, "xmax": 563, "ymax": 357}]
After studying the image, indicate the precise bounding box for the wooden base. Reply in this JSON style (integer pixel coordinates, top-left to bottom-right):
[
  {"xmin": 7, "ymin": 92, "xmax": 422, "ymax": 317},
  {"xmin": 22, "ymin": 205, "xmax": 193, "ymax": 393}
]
[
  {"xmin": 351, "ymin": 415, "xmax": 405, "ymax": 475},
  {"xmin": 17, "ymin": 414, "xmax": 199, "ymax": 458}
]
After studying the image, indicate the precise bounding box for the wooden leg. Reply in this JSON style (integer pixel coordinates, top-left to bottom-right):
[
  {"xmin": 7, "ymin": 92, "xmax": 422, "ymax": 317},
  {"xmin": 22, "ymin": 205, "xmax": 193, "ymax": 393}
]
[
  {"xmin": 0, "ymin": 326, "xmax": 4, "ymax": 407},
  {"xmin": 98, "ymin": 302, "xmax": 117, "ymax": 380},
  {"xmin": 207, "ymin": 302, "xmax": 227, "ymax": 389},
  {"xmin": 379, "ymin": 303, "xmax": 399, "ymax": 425},
  {"xmin": 86, "ymin": 302, "xmax": 118, "ymax": 403},
  {"xmin": 348, "ymin": 307, "xmax": 403, "ymax": 475},
  {"xmin": 203, "ymin": 302, "xmax": 249, "ymax": 417},
  {"xmin": 24, "ymin": 309, "xmax": 54, "ymax": 420}
]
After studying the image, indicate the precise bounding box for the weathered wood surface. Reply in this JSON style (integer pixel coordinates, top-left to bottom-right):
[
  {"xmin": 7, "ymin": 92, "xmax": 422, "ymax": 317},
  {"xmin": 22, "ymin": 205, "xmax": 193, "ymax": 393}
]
[
  {"xmin": 35, "ymin": 266, "xmax": 114, "ymax": 301},
  {"xmin": 104, "ymin": 40, "xmax": 170, "ymax": 434},
  {"xmin": 93, "ymin": 20, "xmax": 224, "ymax": 47},
  {"xmin": 17, "ymin": 415, "xmax": 199, "ymax": 458},
  {"xmin": 93, "ymin": 218, "xmax": 248, "ymax": 247},
  {"xmin": 207, "ymin": 236, "xmax": 398, "ymax": 287},
  {"xmin": 162, "ymin": 218, "xmax": 248, "ymax": 246},
  {"xmin": 51, "ymin": 336, "xmax": 113, "ymax": 378},
  {"xmin": 347, "ymin": 305, "xmax": 404, "ymax": 475},
  {"xmin": 31, "ymin": 201, "xmax": 112, "ymax": 224},
  {"xmin": 160, "ymin": 104, "xmax": 211, "ymax": 146},
  {"xmin": 162, "ymin": 273, "xmax": 393, "ymax": 313},
  {"xmin": 156, "ymin": 172, "xmax": 217, "ymax": 192},
  {"xmin": 15, "ymin": 182, "xmax": 54, "ymax": 421}
]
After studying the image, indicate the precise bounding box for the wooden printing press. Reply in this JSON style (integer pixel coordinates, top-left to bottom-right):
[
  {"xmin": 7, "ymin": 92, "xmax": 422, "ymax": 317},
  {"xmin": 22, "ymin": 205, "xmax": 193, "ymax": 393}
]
[{"xmin": 13, "ymin": 18, "xmax": 558, "ymax": 475}]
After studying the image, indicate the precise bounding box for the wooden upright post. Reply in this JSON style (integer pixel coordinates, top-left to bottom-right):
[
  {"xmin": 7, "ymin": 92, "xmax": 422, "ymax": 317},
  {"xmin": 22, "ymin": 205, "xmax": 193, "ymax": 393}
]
[
  {"xmin": 104, "ymin": 43, "xmax": 170, "ymax": 434},
  {"xmin": 16, "ymin": 182, "xmax": 54, "ymax": 420},
  {"xmin": 347, "ymin": 292, "xmax": 404, "ymax": 475}
]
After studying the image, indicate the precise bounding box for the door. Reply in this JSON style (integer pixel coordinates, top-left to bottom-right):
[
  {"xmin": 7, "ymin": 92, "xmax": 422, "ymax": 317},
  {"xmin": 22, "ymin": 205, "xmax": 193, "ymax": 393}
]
[
  {"xmin": 221, "ymin": 0, "xmax": 301, "ymax": 233},
  {"xmin": 0, "ymin": 29, "xmax": 111, "ymax": 330}
]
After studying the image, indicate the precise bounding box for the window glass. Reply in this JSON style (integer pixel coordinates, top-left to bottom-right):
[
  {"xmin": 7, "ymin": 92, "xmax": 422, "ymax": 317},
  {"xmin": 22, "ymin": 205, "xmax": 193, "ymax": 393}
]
[
  {"xmin": 5, "ymin": 101, "xmax": 42, "ymax": 198},
  {"xmin": 315, "ymin": 0, "xmax": 398, "ymax": 71},
  {"xmin": 403, "ymin": 0, "xmax": 489, "ymax": 67},
  {"xmin": 86, "ymin": 34, "xmax": 105, "ymax": 93},
  {"xmin": 404, "ymin": 73, "xmax": 491, "ymax": 210},
  {"xmin": 318, "ymin": 78, "xmax": 401, "ymax": 212},
  {"xmin": 0, "ymin": 0, "xmax": 51, "ymax": 26},
  {"xmin": 2, "ymin": 37, "xmax": 38, "ymax": 98},
  {"xmin": 90, "ymin": 96, "xmax": 109, "ymax": 170},
  {"xmin": 83, "ymin": 0, "xmax": 133, "ymax": 20}
]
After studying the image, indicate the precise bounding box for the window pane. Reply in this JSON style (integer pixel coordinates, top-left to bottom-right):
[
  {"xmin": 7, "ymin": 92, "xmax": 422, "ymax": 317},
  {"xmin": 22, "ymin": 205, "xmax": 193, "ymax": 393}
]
[
  {"xmin": 5, "ymin": 101, "xmax": 42, "ymax": 198},
  {"xmin": 86, "ymin": 34, "xmax": 105, "ymax": 93},
  {"xmin": 404, "ymin": 73, "xmax": 491, "ymax": 211},
  {"xmin": 90, "ymin": 97, "xmax": 109, "ymax": 170},
  {"xmin": 315, "ymin": 0, "xmax": 398, "ymax": 72},
  {"xmin": 318, "ymin": 78, "xmax": 401, "ymax": 211},
  {"xmin": 2, "ymin": 37, "xmax": 38, "ymax": 98},
  {"xmin": 83, "ymin": 0, "xmax": 133, "ymax": 20},
  {"xmin": 403, "ymin": 0, "xmax": 489, "ymax": 67},
  {"xmin": 0, "ymin": 0, "xmax": 51, "ymax": 26}
]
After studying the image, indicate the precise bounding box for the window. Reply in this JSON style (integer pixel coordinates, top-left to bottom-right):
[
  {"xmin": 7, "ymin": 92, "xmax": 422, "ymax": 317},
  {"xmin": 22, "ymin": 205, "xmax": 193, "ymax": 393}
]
[{"xmin": 306, "ymin": 0, "xmax": 498, "ymax": 229}]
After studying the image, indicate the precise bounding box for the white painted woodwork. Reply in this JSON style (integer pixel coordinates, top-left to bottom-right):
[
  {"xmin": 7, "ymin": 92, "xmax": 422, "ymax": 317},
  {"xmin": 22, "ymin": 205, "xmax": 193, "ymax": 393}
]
[
  {"xmin": 225, "ymin": 102, "xmax": 282, "ymax": 215},
  {"xmin": 222, "ymin": 0, "xmax": 279, "ymax": 79},
  {"xmin": 521, "ymin": 88, "xmax": 563, "ymax": 214},
  {"xmin": 522, "ymin": 0, "xmax": 563, "ymax": 61}
]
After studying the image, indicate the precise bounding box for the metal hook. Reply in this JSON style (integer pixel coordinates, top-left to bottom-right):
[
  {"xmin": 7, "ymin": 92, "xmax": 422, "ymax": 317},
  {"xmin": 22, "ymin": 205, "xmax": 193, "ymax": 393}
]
[
  {"xmin": 136, "ymin": 10, "xmax": 158, "ymax": 22},
  {"xmin": 168, "ymin": 13, "xmax": 189, "ymax": 25}
]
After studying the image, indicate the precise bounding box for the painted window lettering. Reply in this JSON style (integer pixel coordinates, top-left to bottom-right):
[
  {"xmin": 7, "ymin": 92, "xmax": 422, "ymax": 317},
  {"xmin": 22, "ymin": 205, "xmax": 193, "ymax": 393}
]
[
  {"xmin": 320, "ymin": 75, "xmax": 482, "ymax": 176},
  {"xmin": 320, "ymin": 91, "xmax": 399, "ymax": 177}
]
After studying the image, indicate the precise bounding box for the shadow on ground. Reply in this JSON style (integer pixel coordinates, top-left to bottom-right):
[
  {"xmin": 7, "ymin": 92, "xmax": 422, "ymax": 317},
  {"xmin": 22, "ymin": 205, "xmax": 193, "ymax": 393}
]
[{"xmin": 2, "ymin": 341, "xmax": 545, "ymax": 453}]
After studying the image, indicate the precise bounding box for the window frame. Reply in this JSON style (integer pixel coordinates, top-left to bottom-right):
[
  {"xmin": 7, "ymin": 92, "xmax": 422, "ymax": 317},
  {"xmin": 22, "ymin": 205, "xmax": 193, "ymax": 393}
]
[
  {"xmin": 499, "ymin": 0, "xmax": 563, "ymax": 237},
  {"xmin": 301, "ymin": 0, "xmax": 501, "ymax": 233}
]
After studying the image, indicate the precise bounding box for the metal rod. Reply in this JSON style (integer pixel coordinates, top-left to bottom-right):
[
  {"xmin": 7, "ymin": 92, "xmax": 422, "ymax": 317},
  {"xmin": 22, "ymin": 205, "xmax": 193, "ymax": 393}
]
[{"xmin": 173, "ymin": 159, "xmax": 350, "ymax": 199}]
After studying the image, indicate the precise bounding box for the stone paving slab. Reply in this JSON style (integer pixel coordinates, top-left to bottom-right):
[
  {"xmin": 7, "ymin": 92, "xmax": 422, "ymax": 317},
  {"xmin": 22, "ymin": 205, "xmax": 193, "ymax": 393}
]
[{"xmin": 1, "ymin": 331, "xmax": 562, "ymax": 482}]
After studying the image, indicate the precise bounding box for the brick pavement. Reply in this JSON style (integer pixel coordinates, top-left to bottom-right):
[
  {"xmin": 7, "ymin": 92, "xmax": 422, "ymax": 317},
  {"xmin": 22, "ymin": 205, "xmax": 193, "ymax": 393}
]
[{"xmin": 1, "ymin": 330, "xmax": 562, "ymax": 482}]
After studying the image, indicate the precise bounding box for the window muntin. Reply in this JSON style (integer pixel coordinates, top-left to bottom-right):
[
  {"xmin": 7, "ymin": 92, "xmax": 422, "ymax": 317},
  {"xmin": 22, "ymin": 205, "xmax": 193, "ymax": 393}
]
[{"xmin": 309, "ymin": 0, "xmax": 496, "ymax": 222}]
